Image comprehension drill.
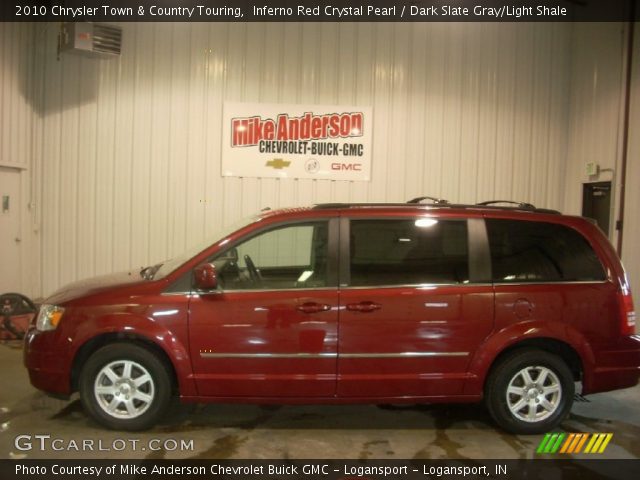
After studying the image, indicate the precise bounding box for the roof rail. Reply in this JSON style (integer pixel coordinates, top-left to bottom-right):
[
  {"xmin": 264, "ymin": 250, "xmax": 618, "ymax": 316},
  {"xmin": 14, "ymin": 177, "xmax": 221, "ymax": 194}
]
[
  {"xmin": 475, "ymin": 200, "xmax": 560, "ymax": 215},
  {"xmin": 476, "ymin": 200, "xmax": 535, "ymax": 209},
  {"xmin": 407, "ymin": 196, "xmax": 450, "ymax": 205},
  {"xmin": 312, "ymin": 201, "xmax": 561, "ymax": 214},
  {"xmin": 313, "ymin": 203, "xmax": 413, "ymax": 209}
]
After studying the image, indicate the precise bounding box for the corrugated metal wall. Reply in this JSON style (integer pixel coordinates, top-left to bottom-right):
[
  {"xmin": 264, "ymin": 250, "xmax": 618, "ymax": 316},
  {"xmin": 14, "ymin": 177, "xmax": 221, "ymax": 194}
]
[
  {"xmin": 0, "ymin": 22, "xmax": 37, "ymax": 296},
  {"xmin": 29, "ymin": 22, "xmax": 574, "ymax": 296},
  {"xmin": 621, "ymin": 22, "xmax": 640, "ymax": 300},
  {"xmin": 0, "ymin": 23, "xmax": 34, "ymax": 170},
  {"xmin": 564, "ymin": 22, "xmax": 640, "ymax": 299},
  {"xmin": 564, "ymin": 23, "xmax": 625, "ymax": 230}
]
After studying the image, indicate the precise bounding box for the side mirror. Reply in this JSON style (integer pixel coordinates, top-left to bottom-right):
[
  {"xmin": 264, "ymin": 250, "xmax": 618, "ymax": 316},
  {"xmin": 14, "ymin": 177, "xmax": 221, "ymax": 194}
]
[{"xmin": 193, "ymin": 263, "xmax": 218, "ymax": 291}]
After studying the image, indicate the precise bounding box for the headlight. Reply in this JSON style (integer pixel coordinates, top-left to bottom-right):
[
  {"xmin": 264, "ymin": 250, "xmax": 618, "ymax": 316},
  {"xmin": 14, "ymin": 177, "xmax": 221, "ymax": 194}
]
[{"xmin": 36, "ymin": 304, "xmax": 65, "ymax": 331}]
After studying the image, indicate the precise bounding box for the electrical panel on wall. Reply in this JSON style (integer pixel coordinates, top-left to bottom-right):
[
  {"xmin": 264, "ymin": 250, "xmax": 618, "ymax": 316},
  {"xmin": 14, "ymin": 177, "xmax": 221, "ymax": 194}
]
[{"xmin": 59, "ymin": 23, "xmax": 122, "ymax": 58}]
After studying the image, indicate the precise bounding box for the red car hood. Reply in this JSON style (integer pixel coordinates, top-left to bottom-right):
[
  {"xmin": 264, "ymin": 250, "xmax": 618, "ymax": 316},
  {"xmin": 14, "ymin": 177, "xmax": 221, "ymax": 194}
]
[{"xmin": 45, "ymin": 271, "xmax": 147, "ymax": 305}]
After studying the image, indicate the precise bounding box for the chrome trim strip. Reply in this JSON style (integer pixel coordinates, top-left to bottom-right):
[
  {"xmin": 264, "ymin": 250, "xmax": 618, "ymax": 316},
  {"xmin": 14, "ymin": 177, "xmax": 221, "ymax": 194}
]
[
  {"xmin": 341, "ymin": 352, "xmax": 469, "ymax": 358},
  {"xmin": 199, "ymin": 351, "xmax": 468, "ymax": 359},
  {"xmin": 341, "ymin": 283, "xmax": 492, "ymax": 290},
  {"xmin": 200, "ymin": 352, "xmax": 337, "ymax": 359},
  {"xmin": 492, "ymin": 280, "xmax": 609, "ymax": 286}
]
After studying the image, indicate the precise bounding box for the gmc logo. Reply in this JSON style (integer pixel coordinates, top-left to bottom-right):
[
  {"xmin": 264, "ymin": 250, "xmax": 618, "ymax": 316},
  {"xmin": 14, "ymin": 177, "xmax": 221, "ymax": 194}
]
[{"xmin": 331, "ymin": 162, "xmax": 362, "ymax": 171}]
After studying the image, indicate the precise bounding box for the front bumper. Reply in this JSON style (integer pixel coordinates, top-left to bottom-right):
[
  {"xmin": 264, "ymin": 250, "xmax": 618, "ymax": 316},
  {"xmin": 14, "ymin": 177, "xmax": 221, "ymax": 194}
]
[
  {"xmin": 23, "ymin": 328, "xmax": 72, "ymax": 397},
  {"xmin": 583, "ymin": 335, "xmax": 640, "ymax": 394}
]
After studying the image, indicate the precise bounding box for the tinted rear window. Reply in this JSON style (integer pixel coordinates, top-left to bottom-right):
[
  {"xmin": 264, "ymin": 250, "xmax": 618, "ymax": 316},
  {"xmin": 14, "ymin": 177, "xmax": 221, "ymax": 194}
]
[
  {"xmin": 350, "ymin": 219, "xmax": 469, "ymax": 286},
  {"xmin": 486, "ymin": 219, "xmax": 606, "ymax": 283}
]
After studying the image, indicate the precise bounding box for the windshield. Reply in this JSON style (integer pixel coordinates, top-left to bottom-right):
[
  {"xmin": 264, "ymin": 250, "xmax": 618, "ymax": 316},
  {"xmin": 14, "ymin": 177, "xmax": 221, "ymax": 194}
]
[{"xmin": 151, "ymin": 214, "xmax": 262, "ymax": 279}]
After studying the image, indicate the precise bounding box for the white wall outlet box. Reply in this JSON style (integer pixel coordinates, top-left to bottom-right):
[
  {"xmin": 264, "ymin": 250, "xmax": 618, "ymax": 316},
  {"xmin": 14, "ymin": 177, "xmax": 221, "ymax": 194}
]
[{"xmin": 586, "ymin": 162, "xmax": 600, "ymax": 176}]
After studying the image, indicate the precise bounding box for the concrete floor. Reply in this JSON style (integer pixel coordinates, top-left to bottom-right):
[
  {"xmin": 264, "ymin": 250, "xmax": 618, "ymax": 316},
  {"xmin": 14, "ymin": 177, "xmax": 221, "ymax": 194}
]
[{"xmin": 1, "ymin": 341, "xmax": 638, "ymax": 460}]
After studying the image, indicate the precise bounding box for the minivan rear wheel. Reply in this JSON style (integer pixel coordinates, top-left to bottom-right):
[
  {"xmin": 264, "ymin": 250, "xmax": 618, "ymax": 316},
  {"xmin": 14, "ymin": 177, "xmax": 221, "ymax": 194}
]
[
  {"xmin": 79, "ymin": 343, "xmax": 171, "ymax": 431},
  {"xmin": 485, "ymin": 349, "xmax": 574, "ymax": 434}
]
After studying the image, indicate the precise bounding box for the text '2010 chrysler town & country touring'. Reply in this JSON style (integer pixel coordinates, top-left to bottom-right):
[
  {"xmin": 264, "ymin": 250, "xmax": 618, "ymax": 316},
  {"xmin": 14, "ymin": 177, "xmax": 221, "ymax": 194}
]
[{"xmin": 24, "ymin": 199, "xmax": 639, "ymax": 433}]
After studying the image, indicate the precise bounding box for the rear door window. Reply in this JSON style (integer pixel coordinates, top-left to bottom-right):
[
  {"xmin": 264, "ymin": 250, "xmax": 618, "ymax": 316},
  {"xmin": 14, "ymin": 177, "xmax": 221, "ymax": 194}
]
[
  {"xmin": 486, "ymin": 219, "xmax": 605, "ymax": 282},
  {"xmin": 349, "ymin": 219, "xmax": 469, "ymax": 286}
]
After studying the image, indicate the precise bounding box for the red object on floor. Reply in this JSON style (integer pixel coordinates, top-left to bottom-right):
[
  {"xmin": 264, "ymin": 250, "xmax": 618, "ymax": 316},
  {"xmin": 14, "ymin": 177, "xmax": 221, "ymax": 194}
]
[{"xmin": 0, "ymin": 313, "xmax": 33, "ymax": 340}]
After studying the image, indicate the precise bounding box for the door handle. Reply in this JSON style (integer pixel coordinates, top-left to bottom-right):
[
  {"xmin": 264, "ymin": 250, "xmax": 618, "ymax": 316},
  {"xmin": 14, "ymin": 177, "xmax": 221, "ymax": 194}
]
[
  {"xmin": 346, "ymin": 301, "xmax": 382, "ymax": 313},
  {"xmin": 296, "ymin": 302, "xmax": 331, "ymax": 314}
]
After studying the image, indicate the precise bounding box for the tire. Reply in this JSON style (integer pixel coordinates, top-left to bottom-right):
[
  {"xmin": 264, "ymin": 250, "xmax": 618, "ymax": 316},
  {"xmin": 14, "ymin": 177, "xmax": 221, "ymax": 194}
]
[
  {"xmin": 485, "ymin": 349, "xmax": 574, "ymax": 435},
  {"xmin": 79, "ymin": 343, "xmax": 172, "ymax": 431}
]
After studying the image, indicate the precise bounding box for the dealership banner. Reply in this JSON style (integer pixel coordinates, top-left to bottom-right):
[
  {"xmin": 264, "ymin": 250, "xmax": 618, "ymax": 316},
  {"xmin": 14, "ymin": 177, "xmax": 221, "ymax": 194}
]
[{"xmin": 222, "ymin": 102, "xmax": 372, "ymax": 181}]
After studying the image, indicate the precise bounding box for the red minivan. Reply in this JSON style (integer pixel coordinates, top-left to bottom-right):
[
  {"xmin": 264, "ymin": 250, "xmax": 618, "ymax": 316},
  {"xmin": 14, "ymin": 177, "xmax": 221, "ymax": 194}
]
[{"xmin": 24, "ymin": 200, "xmax": 639, "ymax": 433}]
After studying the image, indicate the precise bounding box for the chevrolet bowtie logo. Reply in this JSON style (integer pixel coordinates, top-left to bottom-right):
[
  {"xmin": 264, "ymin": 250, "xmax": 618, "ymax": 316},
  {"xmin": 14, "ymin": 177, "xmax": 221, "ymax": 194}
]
[{"xmin": 266, "ymin": 158, "xmax": 291, "ymax": 169}]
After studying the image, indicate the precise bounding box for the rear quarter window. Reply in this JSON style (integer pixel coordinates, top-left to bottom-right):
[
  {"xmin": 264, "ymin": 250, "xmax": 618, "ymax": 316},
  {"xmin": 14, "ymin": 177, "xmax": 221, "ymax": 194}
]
[{"xmin": 486, "ymin": 219, "xmax": 606, "ymax": 283}]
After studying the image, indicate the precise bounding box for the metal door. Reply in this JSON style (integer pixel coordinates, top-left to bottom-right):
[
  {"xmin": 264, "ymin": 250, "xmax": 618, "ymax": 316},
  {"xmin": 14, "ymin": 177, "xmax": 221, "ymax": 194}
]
[
  {"xmin": 0, "ymin": 167, "xmax": 22, "ymax": 293},
  {"xmin": 188, "ymin": 219, "xmax": 340, "ymax": 397},
  {"xmin": 337, "ymin": 215, "xmax": 494, "ymax": 398},
  {"xmin": 582, "ymin": 182, "xmax": 612, "ymax": 236}
]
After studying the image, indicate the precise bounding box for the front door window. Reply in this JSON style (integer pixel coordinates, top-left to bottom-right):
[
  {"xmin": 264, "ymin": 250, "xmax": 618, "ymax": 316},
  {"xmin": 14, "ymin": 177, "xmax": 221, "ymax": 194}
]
[{"xmin": 213, "ymin": 222, "xmax": 330, "ymax": 290}]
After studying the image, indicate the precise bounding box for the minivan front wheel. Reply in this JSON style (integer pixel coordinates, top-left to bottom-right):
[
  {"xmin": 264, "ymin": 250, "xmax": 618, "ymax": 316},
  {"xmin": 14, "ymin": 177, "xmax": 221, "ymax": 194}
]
[
  {"xmin": 79, "ymin": 343, "xmax": 171, "ymax": 430},
  {"xmin": 485, "ymin": 349, "xmax": 574, "ymax": 434}
]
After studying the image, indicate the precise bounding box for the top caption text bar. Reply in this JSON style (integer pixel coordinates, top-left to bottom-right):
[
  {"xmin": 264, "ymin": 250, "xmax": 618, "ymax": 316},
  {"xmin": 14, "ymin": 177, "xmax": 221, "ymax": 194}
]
[{"xmin": 2, "ymin": 0, "xmax": 638, "ymax": 22}]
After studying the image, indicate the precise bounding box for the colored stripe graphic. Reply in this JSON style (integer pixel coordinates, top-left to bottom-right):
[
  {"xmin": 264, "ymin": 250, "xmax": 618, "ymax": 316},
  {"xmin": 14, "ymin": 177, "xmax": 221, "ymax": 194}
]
[
  {"xmin": 536, "ymin": 433, "xmax": 552, "ymax": 454},
  {"xmin": 537, "ymin": 433, "xmax": 613, "ymax": 454},
  {"xmin": 550, "ymin": 433, "xmax": 566, "ymax": 453},
  {"xmin": 559, "ymin": 433, "xmax": 575, "ymax": 453},
  {"xmin": 574, "ymin": 433, "xmax": 589, "ymax": 453},
  {"xmin": 597, "ymin": 433, "xmax": 613, "ymax": 453},
  {"xmin": 567, "ymin": 433, "xmax": 583, "ymax": 453},
  {"xmin": 544, "ymin": 433, "xmax": 559, "ymax": 453},
  {"xmin": 584, "ymin": 433, "xmax": 598, "ymax": 453}
]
